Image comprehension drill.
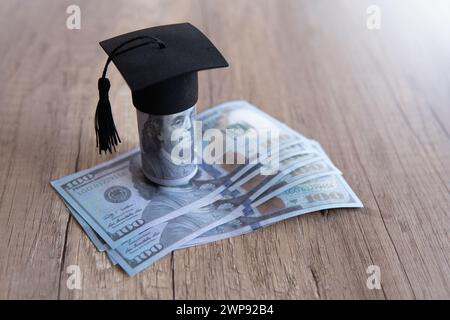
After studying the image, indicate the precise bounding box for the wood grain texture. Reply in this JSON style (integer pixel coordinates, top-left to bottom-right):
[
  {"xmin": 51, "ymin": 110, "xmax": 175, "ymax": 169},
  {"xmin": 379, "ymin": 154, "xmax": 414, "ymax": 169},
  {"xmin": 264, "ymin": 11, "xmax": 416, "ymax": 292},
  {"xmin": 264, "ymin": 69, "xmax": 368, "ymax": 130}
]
[{"xmin": 0, "ymin": 0, "xmax": 448, "ymax": 299}]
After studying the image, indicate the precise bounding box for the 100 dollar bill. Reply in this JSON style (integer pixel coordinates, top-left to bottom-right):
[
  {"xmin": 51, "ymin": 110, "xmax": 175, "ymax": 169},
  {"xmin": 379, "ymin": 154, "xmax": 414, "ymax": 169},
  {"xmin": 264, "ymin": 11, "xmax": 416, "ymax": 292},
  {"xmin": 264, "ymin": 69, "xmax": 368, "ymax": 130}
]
[
  {"xmin": 183, "ymin": 157, "xmax": 343, "ymax": 247},
  {"xmin": 184, "ymin": 174, "xmax": 363, "ymax": 247}
]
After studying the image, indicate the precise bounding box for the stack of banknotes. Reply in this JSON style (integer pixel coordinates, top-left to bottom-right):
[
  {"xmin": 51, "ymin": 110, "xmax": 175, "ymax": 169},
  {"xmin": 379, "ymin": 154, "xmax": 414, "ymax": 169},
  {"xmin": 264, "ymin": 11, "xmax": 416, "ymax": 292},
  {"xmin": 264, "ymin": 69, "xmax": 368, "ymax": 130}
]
[{"xmin": 51, "ymin": 101, "xmax": 363, "ymax": 276}]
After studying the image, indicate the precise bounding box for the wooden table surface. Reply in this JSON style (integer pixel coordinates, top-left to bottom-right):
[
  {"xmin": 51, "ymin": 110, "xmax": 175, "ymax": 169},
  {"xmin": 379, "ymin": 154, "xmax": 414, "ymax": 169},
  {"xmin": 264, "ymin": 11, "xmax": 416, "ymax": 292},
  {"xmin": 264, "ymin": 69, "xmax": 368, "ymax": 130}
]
[{"xmin": 0, "ymin": 0, "xmax": 449, "ymax": 299}]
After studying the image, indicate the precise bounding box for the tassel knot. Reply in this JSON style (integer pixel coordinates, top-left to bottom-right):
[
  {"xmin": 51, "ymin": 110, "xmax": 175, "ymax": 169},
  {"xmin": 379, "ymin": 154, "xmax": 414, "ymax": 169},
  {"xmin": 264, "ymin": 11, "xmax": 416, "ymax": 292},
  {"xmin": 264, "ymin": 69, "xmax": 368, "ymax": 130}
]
[{"xmin": 98, "ymin": 78, "xmax": 111, "ymax": 97}]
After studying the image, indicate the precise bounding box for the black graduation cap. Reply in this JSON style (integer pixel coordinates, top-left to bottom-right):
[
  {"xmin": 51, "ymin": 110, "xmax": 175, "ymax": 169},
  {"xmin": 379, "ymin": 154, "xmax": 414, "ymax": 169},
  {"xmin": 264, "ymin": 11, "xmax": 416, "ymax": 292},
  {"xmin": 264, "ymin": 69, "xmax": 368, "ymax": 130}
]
[{"xmin": 95, "ymin": 22, "xmax": 228, "ymax": 154}]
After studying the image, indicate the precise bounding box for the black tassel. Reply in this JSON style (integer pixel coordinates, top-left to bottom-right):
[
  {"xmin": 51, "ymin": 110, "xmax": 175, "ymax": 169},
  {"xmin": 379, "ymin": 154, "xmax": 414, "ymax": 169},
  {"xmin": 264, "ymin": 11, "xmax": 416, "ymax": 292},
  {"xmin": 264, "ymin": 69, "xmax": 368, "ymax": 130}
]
[{"xmin": 95, "ymin": 77, "xmax": 121, "ymax": 154}]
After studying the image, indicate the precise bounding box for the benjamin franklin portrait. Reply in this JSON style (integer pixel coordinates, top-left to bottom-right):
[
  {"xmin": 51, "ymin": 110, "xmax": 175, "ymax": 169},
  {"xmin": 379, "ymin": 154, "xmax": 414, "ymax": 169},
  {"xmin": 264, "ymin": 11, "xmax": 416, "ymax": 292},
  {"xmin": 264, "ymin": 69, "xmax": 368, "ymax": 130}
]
[{"xmin": 139, "ymin": 107, "xmax": 197, "ymax": 182}]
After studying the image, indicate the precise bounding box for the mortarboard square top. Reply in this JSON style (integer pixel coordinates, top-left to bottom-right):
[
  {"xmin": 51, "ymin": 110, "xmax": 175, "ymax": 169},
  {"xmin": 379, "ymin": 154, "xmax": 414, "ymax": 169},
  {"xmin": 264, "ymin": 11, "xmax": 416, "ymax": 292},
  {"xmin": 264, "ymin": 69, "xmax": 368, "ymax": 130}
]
[{"xmin": 99, "ymin": 23, "xmax": 228, "ymax": 115}]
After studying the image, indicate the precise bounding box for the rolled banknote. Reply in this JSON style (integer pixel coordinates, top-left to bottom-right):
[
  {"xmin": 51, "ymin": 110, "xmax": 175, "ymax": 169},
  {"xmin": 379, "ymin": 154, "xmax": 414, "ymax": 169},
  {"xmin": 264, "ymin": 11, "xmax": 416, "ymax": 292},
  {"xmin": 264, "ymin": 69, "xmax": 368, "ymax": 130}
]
[{"xmin": 137, "ymin": 106, "xmax": 198, "ymax": 187}]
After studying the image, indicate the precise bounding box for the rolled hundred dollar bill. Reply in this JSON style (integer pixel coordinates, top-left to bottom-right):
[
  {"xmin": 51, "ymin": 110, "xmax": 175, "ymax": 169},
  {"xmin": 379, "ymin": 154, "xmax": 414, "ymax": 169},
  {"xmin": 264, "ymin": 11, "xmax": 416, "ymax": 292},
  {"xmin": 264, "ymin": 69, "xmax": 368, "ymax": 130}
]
[{"xmin": 137, "ymin": 105, "xmax": 198, "ymax": 186}]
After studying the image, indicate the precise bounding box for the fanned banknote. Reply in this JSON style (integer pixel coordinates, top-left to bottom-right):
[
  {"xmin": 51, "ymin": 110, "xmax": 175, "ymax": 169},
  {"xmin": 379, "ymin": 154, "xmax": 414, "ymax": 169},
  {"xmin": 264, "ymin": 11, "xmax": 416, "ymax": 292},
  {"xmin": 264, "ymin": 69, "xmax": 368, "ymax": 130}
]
[
  {"xmin": 182, "ymin": 154, "xmax": 343, "ymax": 247},
  {"xmin": 62, "ymin": 140, "xmax": 325, "ymax": 263},
  {"xmin": 51, "ymin": 100, "xmax": 363, "ymax": 276},
  {"xmin": 184, "ymin": 174, "xmax": 363, "ymax": 247},
  {"xmin": 107, "ymin": 172, "xmax": 360, "ymax": 276},
  {"xmin": 51, "ymin": 102, "xmax": 304, "ymax": 248},
  {"xmin": 104, "ymin": 148, "xmax": 322, "ymax": 275},
  {"xmin": 61, "ymin": 139, "xmax": 316, "ymax": 252},
  {"xmin": 100, "ymin": 143, "xmax": 322, "ymax": 275},
  {"xmin": 63, "ymin": 140, "xmax": 339, "ymax": 250}
]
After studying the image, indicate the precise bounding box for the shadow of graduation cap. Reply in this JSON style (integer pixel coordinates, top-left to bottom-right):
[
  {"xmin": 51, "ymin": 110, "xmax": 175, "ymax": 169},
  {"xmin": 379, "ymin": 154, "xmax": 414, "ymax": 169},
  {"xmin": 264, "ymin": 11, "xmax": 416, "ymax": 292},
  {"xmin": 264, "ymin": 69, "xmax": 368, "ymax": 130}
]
[{"xmin": 95, "ymin": 22, "xmax": 229, "ymax": 154}]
